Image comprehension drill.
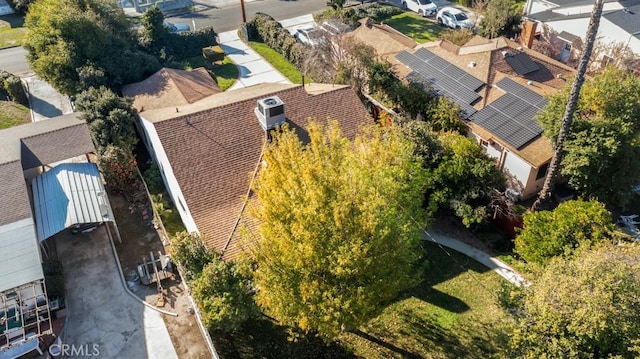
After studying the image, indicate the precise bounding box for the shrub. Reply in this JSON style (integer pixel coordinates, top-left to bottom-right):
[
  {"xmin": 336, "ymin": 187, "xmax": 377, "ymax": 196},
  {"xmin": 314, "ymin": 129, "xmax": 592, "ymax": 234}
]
[
  {"xmin": 203, "ymin": 45, "xmax": 225, "ymax": 63},
  {"xmin": 98, "ymin": 145, "xmax": 139, "ymax": 195},
  {"xmin": 143, "ymin": 161, "xmax": 164, "ymax": 194},
  {"xmin": 0, "ymin": 70, "xmax": 28, "ymax": 106},
  {"xmin": 166, "ymin": 27, "xmax": 218, "ymax": 58},
  {"xmin": 169, "ymin": 231, "xmax": 214, "ymax": 280},
  {"xmin": 245, "ymin": 13, "xmax": 306, "ymax": 67}
]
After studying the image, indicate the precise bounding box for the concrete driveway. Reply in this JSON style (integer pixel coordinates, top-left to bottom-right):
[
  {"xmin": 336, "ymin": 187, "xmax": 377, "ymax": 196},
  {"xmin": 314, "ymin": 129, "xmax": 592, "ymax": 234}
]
[
  {"xmin": 22, "ymin": 76, "xmax": 73, "ymax": 122},
  {"xmin": 54, "ymin": 226, "xmax": 178, "ymax": 359}
]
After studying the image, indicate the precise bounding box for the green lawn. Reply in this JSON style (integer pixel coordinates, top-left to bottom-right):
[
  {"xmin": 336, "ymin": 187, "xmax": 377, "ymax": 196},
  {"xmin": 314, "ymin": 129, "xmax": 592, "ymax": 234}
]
[
  {"xmin": 0, "ymin": 14, "xmax": 27, "ymax": 49},
  {"xmin": 213, "ymin": 241, "xmax": 510, "ymax": 358},
  {"xmin": 248, "ymin": 41, "xmax": 305, "ymax": 84},
  {"xmin": 0, "ymin": 101, "xmax": 31, "ymax": 129},
  {"xmin": 180, "ymin": 55, "xmax": 238, "ymax": 91},
  {"xmin": 383, "ymin": 12, "xmax": 443, "ymax": 44}
]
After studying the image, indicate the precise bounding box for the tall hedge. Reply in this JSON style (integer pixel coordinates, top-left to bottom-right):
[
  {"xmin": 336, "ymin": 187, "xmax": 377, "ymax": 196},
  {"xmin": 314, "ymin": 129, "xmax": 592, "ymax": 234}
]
[{"xmin": 244, "ymin": 13, "xmax": 305, "ymax": 67}]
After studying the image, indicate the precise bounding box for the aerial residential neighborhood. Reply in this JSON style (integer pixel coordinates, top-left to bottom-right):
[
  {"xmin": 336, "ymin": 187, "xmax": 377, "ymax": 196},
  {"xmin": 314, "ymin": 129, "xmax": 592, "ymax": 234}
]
[{"xmin": 1, "ymin": 0, "xmax": 639, "ymax": 358}]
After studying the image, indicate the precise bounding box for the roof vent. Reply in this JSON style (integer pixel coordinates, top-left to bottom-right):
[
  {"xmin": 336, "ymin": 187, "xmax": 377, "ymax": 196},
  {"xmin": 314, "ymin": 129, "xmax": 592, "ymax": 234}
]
[
  {"xmin": 502, "ymin": 51, "xmax": 511, "ymax": 58},
  {"xmin": 255, "ymin": 96, "xmax": 286, "ymax": 131},
  {"xmin": 468, "ymin": 61, "xmax": 477, "ymax": 67},
  {"xmin": 527, "ymin": 80, "xmax": 534, "ymax": 86}
]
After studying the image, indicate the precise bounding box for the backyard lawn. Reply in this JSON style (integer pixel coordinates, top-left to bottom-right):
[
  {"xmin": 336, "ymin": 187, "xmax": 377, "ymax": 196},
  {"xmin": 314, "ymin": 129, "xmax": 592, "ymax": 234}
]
[
  {"xmin": 382, "ymin": 12, "xmax": 443, "ymax": 44},
  {"xmin": 0, "ymin": 101, "xmax": 31, "ymax": 129},
  {"xmin": 180, "ymin": 55, "xmax": 238, "ymax": 91},
  {"xmin": 213, "ymin": 241, "xmax": 510, "ymax": 358},
  {"xmin": 0, "ymin": 14, "xmax": 27, "ymax": 49}
]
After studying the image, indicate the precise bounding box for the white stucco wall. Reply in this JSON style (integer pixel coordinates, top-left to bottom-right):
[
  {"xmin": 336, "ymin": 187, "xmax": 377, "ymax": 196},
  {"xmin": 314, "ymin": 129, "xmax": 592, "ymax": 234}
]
[{"xmin": 139, "ymin": 116, "xmax": 199, "ymax": 235}]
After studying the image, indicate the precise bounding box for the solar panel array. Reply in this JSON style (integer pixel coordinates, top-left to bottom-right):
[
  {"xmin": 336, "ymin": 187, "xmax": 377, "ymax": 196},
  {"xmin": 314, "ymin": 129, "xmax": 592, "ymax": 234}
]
[
  {"xmin": 505, "ymin": 52, "xmax": 540, "ymax": 75},
  {"xmin": 396, "ymin": 49, "xmax": 485, "ymax": 118},
  {"xmin": 470, "ymin": 78, "xmax": 548, "ymax": 149}
]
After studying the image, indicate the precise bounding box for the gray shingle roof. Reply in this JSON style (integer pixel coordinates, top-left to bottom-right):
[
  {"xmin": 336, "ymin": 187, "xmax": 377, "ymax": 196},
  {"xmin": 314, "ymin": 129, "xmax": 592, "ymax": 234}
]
[{"xmin": 604, "ymin": 2, "xmax": 640, "ymax": 38}]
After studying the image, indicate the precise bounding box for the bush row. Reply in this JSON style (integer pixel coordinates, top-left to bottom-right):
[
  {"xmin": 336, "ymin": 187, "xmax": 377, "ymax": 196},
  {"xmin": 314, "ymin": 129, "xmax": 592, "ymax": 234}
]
[
  {"xmin": 317, "ymin": 3, "xmax": 404, "ymax": 27},
  {"xmin": 244, "ymin": 13, "xmax": 306, "ymax": 67},
  {"xmin": 166, "ymin": 27, "xmax": 218, "ymax": 58},
  {"xmin": 0, "ymin": 70, "xmax": 28, "ymax": 106}
]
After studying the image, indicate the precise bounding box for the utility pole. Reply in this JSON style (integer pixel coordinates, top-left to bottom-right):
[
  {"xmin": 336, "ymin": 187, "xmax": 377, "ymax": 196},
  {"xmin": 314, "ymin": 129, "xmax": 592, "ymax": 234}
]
[{"xmin": 241, "ymin": 0, "xmax": 246, "ymax": 23}]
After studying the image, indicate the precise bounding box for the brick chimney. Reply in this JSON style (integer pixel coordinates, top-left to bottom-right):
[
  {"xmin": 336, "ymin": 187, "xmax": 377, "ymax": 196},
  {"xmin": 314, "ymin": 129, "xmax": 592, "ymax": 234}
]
[{"xmin": 520, "ymin": 20, "xmax": 538, "ymax": 49}]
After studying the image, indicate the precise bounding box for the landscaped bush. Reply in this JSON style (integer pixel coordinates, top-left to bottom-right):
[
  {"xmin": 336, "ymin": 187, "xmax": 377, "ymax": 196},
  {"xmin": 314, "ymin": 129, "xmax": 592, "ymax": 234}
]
[
  {"xmin": 167, "ymin": 27, "xmax": 218, "ymax": 58},
  {"xmin": 203, "ymin": 45, "xmax": 225, "ymax": 63},
  {"xmin": 143, "ymin": 161, "xmax": 164, "ymax": 194},
  {"xmin": 317, "ymin": 3, "xmax": 403, "ymax": 27},
  {"xmin": 244, "ymin": 13, "xmax": 306, "ymax": 67},
  {"xmin": 0, "ymin": 70, "xmax": 28, "ymax": 106}
]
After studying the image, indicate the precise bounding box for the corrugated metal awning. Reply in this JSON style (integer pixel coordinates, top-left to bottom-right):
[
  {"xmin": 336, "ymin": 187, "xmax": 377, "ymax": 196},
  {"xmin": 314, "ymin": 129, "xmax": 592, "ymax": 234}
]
[{"xmin": 32, "ymin": 163, "xmax": 114, "ymax": 241}]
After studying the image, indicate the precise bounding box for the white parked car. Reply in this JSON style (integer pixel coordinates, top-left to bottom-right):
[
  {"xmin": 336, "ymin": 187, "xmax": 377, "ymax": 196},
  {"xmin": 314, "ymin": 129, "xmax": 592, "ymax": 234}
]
[
  {"xmin": 436, "ymin": 7, "xmax": 474, "ymax": 29},
  {"xmin": 294, "ymin": 27, "xmax": 325, "ymax": 47},
  {"xmin": 402, "ymin": 0, "xmax": 438, "ymax": 17}
]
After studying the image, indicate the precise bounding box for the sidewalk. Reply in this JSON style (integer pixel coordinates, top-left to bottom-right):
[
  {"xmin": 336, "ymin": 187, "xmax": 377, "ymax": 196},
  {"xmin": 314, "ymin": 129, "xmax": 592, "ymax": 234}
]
[
  {"xmin": 423, "ymin": 231, "xmax": 530, "ymax": 287},
  {"xmin": 217, "ymin": 30, "xmax": 291, "ymax": 90}
]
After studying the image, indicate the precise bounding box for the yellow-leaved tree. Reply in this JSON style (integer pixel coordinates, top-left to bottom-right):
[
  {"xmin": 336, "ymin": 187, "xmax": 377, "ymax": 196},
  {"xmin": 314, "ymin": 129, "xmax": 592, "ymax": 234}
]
[{"xmin": 250, "ymin": 120, "xmax": 427, "ymax": 338}]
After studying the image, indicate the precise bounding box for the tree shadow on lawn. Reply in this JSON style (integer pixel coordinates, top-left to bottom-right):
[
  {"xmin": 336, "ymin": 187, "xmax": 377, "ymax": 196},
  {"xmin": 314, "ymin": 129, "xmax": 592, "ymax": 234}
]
[{"xmin": 213, "ymin": 317, "xmax": 356, "ymax": 359}]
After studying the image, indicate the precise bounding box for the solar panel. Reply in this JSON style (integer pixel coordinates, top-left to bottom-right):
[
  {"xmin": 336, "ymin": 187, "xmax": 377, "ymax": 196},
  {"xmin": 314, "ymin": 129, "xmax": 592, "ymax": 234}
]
[
  {"xmin": 460, "ymin": 74, "xmax": 485, "ymax": 91},
  {"xmin": 396, "ymin": 51, "xmax": 422, "ymax": 68},
  {"xmin": 494, "ymin": 78, "xmax": 521, "ymax": 94},
  {"xmin": 505, "ymin": 52, "xmax": 540, "ymax": 75},
  {"xmin": 429, "ymin": 56, "xmax": 451, "ymax": 71},
  {"xmin": 414, "ymin": 47, "xmax": 436, "ymax": 61},
  {"xmin": 442, "ymin": 64, "xmax": 467, "ymax": 81}
]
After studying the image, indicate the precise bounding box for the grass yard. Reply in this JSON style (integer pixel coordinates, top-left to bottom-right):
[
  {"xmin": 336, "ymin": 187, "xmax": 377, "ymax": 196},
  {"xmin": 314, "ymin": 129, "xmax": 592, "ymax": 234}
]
[
  {"xmin": 383, "ymin": 12, "xmax": 442, "ymax": 44},
  {"xmin": 213, "ymin": 241, "xmax": 510, "ymax": 358},
  {"xmin": 248, "ymin": 41, "xmax": 306, "ymax": 84},
  {"xmin": 180, "ymin": 55, "xmax": 238, "ymax": 91},
  {"xmin": 0, "ymin": 101, "xmax": 31, "ymax": 129},
  {"xmin": 0, "ymin": 14, "xmax": 27, "ymax": 49}
]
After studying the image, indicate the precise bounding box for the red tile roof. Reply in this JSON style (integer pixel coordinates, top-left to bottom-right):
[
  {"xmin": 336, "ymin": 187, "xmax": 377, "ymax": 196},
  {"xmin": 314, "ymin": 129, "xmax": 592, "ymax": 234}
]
[{"xmin": 153, "ymin": 85, "xmax": 370, "ymax": 258}]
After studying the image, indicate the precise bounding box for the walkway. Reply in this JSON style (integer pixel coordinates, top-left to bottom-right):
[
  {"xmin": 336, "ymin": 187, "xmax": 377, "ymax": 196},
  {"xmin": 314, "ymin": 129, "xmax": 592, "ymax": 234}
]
[
  {"xmin": 423, "ymin": 231, "xmax": 530, "ymax": 287},
  {"xmin": 55, "ymin": 227, "xmax": 178, "ymax": 359},
  {"xmin": 22, "ymin": 76, "xmax": 73, "ymax": 122},
  {"xmin": 217, "ymin": 30, "xmax": 291, "ymax": 90}
]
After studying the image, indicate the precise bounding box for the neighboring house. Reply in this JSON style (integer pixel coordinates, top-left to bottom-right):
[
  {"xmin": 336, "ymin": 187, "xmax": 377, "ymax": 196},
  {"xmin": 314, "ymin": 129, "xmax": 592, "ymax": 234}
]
[
  {"xmin": 122, "ymin": 67, "xmax": 220, "ymax": 112},
  {"xmin": 0, "ymin": 114, "xmax": 115, "ymax": 357},
  {"xmin": 125, "ymin": 82, "xmax": 370, "ymax": 259},
  {"xmin": 394, "ymin": 36, "xmax": 575, "ymax": 200},
  {"xmin": 523, "ymin": 0, "xmax": 640, "ymax": 64},
  {"xmin": 344, "ymin": 18, "xmax": 418, "ymax": 59}
]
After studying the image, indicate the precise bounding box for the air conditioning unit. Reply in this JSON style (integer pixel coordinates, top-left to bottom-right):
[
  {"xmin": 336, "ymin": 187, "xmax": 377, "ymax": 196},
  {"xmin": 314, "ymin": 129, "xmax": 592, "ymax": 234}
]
[{"xmin": 255, "ymin": 96, "xmax": 286, "ymax": 131}]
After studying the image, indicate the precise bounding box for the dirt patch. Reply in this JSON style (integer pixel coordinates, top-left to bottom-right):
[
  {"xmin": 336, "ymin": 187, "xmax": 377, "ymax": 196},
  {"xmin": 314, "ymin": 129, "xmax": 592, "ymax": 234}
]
[{"xmin": 110, "ymin": 194, "xmax": 210, "ymax": 359}]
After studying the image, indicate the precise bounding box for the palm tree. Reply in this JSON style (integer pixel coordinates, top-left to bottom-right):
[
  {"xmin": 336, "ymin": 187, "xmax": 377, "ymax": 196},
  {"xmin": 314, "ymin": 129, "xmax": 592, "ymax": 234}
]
[{"xmin": 531, "ymin": 0, "xmax": 604, "ymax": 211}]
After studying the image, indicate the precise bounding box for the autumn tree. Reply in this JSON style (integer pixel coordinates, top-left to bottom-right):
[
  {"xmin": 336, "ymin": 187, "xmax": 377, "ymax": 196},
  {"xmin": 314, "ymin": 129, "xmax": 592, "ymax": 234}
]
[
  {"xmin": 536, "ymin": 67, "xmax": 640, "ymax": 207},
  {"xmin": 510, "ymin": 244, "xmax": 640, "ymax": 357},
  {"xmin": 251, "ymin": 121, "xmax": 426, "ymax": 338},
  {"xmin": 514, "ymin": 200, "xmax": 618, "ymax": 265},
  {"xmin": 24, "ymin": 0, "xmax": 160, "ymax": 94}
]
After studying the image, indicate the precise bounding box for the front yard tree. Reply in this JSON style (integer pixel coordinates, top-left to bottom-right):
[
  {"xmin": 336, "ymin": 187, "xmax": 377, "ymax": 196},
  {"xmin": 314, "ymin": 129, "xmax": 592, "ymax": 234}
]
[
  {"xmin": 24, "ymin": 0, "xmax": 160, "ymax": 95},
  {"xmin": 139, "ymin": 5, "xmax": 170, "ymax": 56},
  {"xmin": 514, "ymin": 200, "xmax": 618, "ymax": 265},
  {"xmin": 251, "ymin": 121, "xmax": 426, "ymax": 338},
  {"xmin": 535, "ymin": 67, "xmax": 640, "ymax": 208},
  {"xmin": 477, "ymin": 0, "xmax": 522, "ymax": 39},
  {"xmin": 510, "ymin": 244, "xmax": 640, "ymax": 357}
]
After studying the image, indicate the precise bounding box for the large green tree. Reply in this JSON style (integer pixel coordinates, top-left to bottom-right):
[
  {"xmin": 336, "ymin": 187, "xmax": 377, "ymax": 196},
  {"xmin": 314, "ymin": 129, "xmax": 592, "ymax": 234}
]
[
  {"xmin": 536, "ymin": 67, "xmax": 640, "ymax": 207},
  {"xmin": 477, "ymin": 0, "xmax": 522, "ymax": 39},
  {"xmin": 510, "ymin": 244, "xmax": 640, "ymax": 357},
  {"xmin": 24, "ymin": 0, "xmax": 160, "ymax": 94},
  {"xmin": 251, "ymin": 121, "xmax": 426, "ymax": 338},
  {"xmin": 514, "ymin": 199, "xmax": 618, "ymax": 265}
]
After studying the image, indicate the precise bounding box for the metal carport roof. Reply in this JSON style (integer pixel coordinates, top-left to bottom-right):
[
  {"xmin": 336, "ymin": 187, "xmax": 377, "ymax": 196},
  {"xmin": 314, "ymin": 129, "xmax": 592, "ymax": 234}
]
[{"xmin": 32, "ymin": 162, "xmax": 114, "ymax": 242}]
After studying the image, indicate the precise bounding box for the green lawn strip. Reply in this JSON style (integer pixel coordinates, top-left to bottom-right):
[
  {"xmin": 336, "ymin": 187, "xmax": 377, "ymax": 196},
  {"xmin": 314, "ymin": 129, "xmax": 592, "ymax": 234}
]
[
  {"xmin": 248, "ymin": 41, "xmax": 304, "ymax": 84},
  {"xmin": 0, "ymin": 14, "xmax": 27, "ymax": 49},
  {"xmin": 383, "ymin": 12, "xmax": 442, "ymax": 44},
  {"xmin": 0, "ymin": 101, "xmax": 31, "ymax": 129},
  {"xmin": 338, "ymin": 241, "xmax": 510, "ymax": 358},
  {"xmin": 150, "ymin": 193, "xmax": 186, "ymax": 237},
  {"xmin": 179, "ymin": 55, "xmax": 238, "ymax": 91}
]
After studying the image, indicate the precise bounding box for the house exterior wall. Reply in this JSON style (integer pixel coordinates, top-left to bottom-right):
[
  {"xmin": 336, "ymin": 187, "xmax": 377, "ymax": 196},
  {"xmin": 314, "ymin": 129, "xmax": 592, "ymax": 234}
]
[{"xmin": 138, "ymin": 116, "xmax": 199, "ymax": 235}]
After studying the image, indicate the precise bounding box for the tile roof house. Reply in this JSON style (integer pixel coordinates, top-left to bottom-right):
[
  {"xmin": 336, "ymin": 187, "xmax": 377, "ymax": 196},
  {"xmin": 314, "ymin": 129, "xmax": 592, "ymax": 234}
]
[
  {"xmin": 524, "ymin": 0, "xmax": 640, "ymax": 64},
  {"xmin": 0, "ymin": 113, "xmax": 112, "ymax": 354},
  {"xmin": 121, "ymin": 67, "xmax": 221, "ymax": 112},
  {"xmin": 128, "ymin": 82, "xmax": 370, "ymax": 259},
  {"xmin": 395, "ymin": 37, "xmax": 575, "ymax": 200}
]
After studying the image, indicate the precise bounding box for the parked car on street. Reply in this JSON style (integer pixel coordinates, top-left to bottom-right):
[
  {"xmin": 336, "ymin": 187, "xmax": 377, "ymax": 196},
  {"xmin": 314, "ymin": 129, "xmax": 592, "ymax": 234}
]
[
  {"xmin": 294, "ymin": 27, "xmax": 325, "ymax": 47},
  {"xmin": 163, "ymin": 20, "xmax": 190, "ymax": 34},
  {"xmin": 320, "ymin": 20, "xmax": 351, "ymax": 36},
  {"xmin": 436, "ymin": 7, "xmax": 474, "ymax": 29},
  {"xmin": 402, "ymin": 0, "xmax": 438, "ymax": 17}
]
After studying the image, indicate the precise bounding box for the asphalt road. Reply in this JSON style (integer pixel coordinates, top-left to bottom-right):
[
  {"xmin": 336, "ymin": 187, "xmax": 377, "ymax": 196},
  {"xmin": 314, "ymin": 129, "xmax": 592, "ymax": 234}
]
[
  {"xmin": 0, "ymin": 46, "xmax": 31, "ymax": 77},
  {"xmin": 167, "ymin": 0, "xmax": 329, "ymax": 32}
]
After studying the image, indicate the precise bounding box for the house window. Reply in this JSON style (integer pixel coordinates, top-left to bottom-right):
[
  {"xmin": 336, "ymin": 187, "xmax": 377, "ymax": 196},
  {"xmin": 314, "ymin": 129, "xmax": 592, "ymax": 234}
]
[
  {"xmin": 480, "ymin": 139, "xmax": 488, "ymax": 148},
  {"xmin": 536, "ymin": 162, "xmax": 549, "ymax": 180},
  {"xmin": 177, "ymin": 197, "xmax": 186, "ymax": 212},
  {"xmin": 601, "ymin": 55, "xmax": 616, "ymax": 69}
]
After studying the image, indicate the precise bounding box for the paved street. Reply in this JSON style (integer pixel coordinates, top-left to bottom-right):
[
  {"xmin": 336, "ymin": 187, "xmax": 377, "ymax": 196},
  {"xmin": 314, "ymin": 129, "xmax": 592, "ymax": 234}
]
[{"xmin": 0, "ymin": 46, "xmax": 31, "ymax": 77}]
